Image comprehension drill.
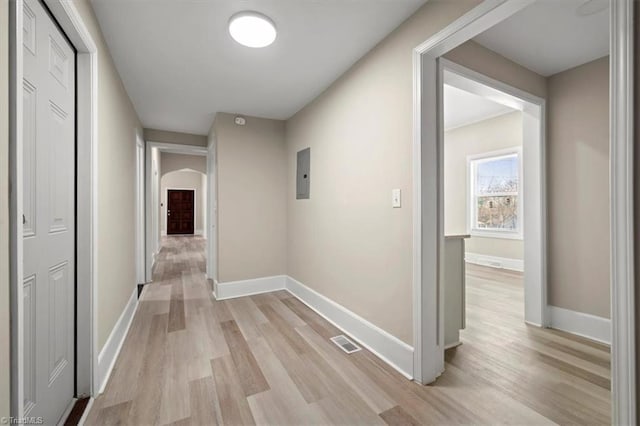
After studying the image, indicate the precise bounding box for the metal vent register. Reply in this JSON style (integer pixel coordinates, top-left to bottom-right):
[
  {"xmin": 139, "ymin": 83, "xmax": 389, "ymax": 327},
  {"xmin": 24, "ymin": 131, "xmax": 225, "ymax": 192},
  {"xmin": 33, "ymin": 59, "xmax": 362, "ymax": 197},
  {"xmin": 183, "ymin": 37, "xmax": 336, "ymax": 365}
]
[{"xmin": 330, "ymin": 335, "xmax": 362, "ymax": 354}]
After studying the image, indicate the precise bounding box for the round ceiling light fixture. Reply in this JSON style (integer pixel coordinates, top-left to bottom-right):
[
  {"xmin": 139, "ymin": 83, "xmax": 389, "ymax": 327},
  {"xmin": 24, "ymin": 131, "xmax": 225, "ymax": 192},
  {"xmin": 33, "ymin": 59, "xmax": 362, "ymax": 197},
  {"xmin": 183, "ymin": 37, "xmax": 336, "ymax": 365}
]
[{"xmin": 228, "ymin": 11, "xmax": 277, "ymax": 48}]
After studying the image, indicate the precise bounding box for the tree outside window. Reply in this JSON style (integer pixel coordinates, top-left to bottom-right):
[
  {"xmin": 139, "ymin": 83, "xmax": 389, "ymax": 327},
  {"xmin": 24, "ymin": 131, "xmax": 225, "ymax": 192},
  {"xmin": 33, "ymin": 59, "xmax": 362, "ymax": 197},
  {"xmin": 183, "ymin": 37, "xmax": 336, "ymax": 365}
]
[{"xmin": 468, "ymin": 148, "xmax": 522, "ymax": 239}]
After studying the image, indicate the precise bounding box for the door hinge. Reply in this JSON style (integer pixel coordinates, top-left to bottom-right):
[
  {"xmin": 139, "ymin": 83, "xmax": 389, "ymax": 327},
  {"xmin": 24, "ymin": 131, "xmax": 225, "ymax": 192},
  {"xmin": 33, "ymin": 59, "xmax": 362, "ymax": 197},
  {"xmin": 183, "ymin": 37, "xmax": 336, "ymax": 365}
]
[{"xmin": 22, "ymin": 214, "xmax": 26, "ymax": 225}]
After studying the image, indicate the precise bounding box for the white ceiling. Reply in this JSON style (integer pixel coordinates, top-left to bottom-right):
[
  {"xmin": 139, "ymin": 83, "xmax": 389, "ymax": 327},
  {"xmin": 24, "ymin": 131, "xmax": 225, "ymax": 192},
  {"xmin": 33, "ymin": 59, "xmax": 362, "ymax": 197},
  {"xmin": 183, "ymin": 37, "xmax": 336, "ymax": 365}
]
[
  {"xmin": 444, "ymin": 84, "xmax": 515, "ymax": 131},
  {"xmin": 91, "ymin": 0, "xmax": 426, "ymax": 134},
  {"xmin": 473, "ymin": 0, "xmax": 609, "ymax": 77}
]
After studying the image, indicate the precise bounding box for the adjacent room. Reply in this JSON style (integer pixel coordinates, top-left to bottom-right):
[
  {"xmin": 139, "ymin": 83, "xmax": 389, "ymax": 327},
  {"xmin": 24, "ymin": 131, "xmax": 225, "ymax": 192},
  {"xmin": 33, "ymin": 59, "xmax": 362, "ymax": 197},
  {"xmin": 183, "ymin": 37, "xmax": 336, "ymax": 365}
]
[
  {"xmin": 442, "ymin": 1, "xmax": 612, "ymax": 423},
  {"xmin": 443, "ymin": 77, "xmax": 525, "ymax": 350}
]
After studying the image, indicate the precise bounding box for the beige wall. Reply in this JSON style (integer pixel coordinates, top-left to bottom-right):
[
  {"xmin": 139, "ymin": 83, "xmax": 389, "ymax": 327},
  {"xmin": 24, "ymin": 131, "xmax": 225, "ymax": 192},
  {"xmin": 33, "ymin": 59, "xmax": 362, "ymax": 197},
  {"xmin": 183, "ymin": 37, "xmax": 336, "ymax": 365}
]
[
  {"xmin": 215, "ymin": 113, "xmax": 287, "ymax": 282},
  {"xmin": 547, "ymin": 57, "xmax": 610, "ymax": 318},
  {"xmin": 444, "ymin": 111, "xmax": 524, "ymax": 260},
  {"xmin": 285, "ymin": 0, "xmax": 481, "ymax": 345},
  {"xmin": 145, "ymin": 128, "xmax": 207, "ymax": 147},
  {"xmin": 161, "ymin": 171, "xmax": 206, "ymax": 233},
  {"xmin": 161, "ymin": 152, "xmax": 206, "ymax": 175},
  {"xmin": 444, "ymin": 40, "xmax": 547, "ymax": 99},
  {"xmin": 1, "ymin": 0, "xmax": 10, "ymax": 417},
  {"xmin": 72, "ymin": 0, "xmax": 144, "ymax": 350}
]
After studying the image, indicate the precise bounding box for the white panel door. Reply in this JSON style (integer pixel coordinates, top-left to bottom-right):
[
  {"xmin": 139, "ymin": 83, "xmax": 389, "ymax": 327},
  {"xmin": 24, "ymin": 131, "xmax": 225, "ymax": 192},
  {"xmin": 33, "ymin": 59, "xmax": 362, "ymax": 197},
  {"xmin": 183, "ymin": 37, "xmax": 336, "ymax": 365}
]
[{"xmin": 22, "ymin": 0, "xmax": 76, "ymax": 423}]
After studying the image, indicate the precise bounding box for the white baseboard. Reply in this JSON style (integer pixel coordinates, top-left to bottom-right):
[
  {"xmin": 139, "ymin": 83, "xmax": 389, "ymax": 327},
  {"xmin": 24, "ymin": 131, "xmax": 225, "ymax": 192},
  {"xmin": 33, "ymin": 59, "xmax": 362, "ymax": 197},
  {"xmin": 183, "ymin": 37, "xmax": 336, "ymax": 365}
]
[
  {"xmin": 465, "ymin": 252, "xmax": 524, "ymax": 272},
  {"xmin": 214, "ymin": 275, "xmax": 287, "ymax": 300},
  {"xmin": 212, "ymin": 274, "xmax": 414, "ymax": 379},
  {"xmin": 97, "ymin": 287, "xmax": 139, "ymax": 394},
  {"xmin": 548, "ymin": 305, "xmax": 611, "ymax": 345},
  {"xmin": 285, "ymin": 276, "xmax": 414, "ymax": 379}
]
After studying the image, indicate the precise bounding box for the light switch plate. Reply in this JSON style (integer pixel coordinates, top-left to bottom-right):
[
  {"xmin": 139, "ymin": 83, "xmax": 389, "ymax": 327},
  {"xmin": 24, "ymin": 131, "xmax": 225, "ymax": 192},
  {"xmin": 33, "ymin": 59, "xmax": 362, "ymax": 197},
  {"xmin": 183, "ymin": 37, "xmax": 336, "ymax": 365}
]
[{"xmin": 392, "ymin": 189, "xmax": 401, "ymax": 208}]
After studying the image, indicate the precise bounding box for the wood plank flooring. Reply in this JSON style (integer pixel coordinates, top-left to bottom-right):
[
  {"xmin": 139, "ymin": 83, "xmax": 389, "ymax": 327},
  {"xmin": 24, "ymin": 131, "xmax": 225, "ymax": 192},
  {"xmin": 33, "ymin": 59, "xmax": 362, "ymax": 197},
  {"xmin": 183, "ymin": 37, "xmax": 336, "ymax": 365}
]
[{"xmin": 85, "ymin": 237, "xmax": 610, "ymax": 425}]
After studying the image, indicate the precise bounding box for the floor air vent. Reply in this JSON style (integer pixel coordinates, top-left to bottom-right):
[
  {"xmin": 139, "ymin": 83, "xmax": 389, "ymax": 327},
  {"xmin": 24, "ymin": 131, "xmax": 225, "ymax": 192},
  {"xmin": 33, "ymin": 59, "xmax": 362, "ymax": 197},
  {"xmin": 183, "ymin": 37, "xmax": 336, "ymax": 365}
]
[{"xmin": 330, "ymin": 335, "xmax": 362, "ymax": 354}]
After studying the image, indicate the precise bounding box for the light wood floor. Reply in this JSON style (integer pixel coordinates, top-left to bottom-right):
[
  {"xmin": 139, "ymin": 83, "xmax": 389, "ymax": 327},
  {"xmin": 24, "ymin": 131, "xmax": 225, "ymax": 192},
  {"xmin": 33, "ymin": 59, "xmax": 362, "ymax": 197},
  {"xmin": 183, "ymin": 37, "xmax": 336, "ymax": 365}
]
[{"xmin": 86, "ymin": 237, "xmax": 610, "ymax": 425}]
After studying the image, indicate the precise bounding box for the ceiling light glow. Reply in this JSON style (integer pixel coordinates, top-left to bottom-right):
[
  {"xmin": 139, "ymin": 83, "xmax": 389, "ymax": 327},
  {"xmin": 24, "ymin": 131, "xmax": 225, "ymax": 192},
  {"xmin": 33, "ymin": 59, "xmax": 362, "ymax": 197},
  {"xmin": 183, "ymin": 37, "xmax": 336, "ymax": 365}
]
[{"xmin": 229, "ymin": 11, "xmax": 277, "ymax": 48}]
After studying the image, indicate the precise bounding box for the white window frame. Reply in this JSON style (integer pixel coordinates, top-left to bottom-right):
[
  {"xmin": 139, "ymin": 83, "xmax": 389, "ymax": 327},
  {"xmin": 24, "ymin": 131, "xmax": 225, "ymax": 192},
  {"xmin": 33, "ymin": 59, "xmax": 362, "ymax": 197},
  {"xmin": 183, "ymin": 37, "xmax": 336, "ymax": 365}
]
[{"xmin": 467, "ymin": 147, "xmax": 523, "ymax": 240}]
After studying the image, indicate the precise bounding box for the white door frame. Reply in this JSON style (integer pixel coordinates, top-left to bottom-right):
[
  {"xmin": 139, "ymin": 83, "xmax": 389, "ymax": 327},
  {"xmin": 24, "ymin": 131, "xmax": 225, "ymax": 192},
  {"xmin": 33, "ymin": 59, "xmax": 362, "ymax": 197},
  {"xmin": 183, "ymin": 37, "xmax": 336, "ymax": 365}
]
[
  {"xmin": 135, "ymin": 134, "xmax": 145, "ymax": 284},
  {"xmin": 206, "ymin": 132, "xmax": 217, "ymax": 282},
  {"xmin": 9, "ymin": 0, "xmax": 99, "ymax": 417},
  {"xmin": 144, "ymin": 141, "xmax": 208, "ymax": 282},
  {"xmin": 412, "ymin": 0, "xmax": 635, "ymax": 423},
  {"xmin": 441, "ymin": 58, "xmax": 546, "ymax": 327}
]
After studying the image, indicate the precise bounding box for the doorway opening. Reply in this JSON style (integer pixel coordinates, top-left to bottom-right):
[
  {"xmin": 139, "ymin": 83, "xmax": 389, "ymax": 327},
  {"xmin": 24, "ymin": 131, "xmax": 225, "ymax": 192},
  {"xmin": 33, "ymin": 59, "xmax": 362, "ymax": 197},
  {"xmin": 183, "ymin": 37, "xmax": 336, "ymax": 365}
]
[
  {"xmin": 442, "ymin": 62, "xmax": 545, "ymax": 351},
  {"xmin": 145, "ymin": 142, "xmax": 210, "ymax": 283},
  {"xmin": 412, "ymin": 0, "xmax": 634, "ymax": 423}
]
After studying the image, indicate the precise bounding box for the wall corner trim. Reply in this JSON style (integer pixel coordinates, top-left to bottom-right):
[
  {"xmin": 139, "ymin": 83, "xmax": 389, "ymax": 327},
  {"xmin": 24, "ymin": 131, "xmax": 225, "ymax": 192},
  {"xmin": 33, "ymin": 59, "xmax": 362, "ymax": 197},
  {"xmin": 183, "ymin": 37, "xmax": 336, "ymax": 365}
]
[
  {"xmin": 212, "ymin": 275, "xmax": 414, "ymax": 379},
  {"xmin": 96, "ymin": 287, "xmax": 139, "ymax": 394},
  {"xmin": 548, "ymin": 305, "xmax": 611, "ymax": 345}
]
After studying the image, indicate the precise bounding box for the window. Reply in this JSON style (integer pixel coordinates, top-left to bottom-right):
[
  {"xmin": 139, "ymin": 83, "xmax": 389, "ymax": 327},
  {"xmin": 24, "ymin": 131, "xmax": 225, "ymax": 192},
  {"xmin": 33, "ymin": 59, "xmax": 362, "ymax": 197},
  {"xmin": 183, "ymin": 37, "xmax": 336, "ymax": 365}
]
[{"xmin": 468, "ymin": 148, "xmax": 522, "ymax": 239}]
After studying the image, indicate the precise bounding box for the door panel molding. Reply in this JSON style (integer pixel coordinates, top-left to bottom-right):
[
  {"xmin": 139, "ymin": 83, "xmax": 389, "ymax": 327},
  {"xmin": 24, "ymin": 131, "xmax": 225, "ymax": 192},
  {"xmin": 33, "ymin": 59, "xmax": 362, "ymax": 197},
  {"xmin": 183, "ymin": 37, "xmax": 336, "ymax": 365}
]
[{"xmin": 166, "ymin": 188, "xmax": 196, "ymax": 235}]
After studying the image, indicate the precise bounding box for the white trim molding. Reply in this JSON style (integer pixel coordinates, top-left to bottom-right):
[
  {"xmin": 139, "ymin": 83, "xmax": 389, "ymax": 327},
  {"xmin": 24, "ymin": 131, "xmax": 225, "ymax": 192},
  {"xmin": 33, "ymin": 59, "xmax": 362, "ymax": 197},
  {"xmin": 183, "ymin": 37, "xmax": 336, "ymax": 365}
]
[
  {"xmin": 610, "ymin": 0, "xmax": 635, "ymax": 423},
  {"xmin": 548, "ymin": 306, "xmax": 611, "ymax": 345},
  {"xmin": 465, "ymin": 253, "xmax": 524, "ymax": 272},
  {"xmin": 135, "ymin": 134, "xmax": 145, "ymax": 285},
  {"xmin": 286, "ymin": 276, "xmax": 414, "ymax": 379},
  {"xmin": 97, "ymin": 287, "xmax": 139, "ymax": 394},
  {"xmin": 212, "ymin": 275, "xmax": 414, "ymax": 379},
  {"xmin": 214, "ymin": 275, "xmax": 286, "ymax": 300},
  {"xmin": 206, "ymin": 132, "xmax": 218, "ymax": 282}
]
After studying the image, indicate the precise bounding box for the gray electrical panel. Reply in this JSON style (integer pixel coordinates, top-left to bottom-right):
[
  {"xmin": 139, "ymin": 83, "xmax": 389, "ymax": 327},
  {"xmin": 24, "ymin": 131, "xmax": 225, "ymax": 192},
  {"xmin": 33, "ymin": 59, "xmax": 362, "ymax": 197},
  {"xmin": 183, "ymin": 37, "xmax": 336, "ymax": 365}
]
[{"xmin": 296, "ymin": 148, "xmax": 310, "ymax": 199}]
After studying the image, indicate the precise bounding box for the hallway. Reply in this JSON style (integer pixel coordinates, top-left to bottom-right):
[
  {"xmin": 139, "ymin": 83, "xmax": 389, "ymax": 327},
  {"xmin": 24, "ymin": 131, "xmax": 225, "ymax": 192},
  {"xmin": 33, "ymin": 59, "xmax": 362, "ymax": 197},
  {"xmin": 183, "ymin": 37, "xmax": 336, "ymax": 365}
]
[{"xmin": 84, "ymin": 237, "xmax": 610, "ymax": 425}]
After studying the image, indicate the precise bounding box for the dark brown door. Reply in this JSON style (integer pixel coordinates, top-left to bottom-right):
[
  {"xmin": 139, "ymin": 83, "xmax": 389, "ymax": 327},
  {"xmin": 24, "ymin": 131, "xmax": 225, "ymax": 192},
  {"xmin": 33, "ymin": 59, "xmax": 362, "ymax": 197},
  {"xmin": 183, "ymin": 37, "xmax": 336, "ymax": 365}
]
[{"xmin": 167, "ymin": 189, "xmax": 195, "ymax": 235}]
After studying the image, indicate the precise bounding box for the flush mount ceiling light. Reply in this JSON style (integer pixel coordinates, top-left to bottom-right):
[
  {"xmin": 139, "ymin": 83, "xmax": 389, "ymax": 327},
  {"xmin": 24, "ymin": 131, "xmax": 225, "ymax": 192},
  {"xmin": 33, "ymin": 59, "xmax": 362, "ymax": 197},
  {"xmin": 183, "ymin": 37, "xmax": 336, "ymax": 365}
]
[{"xmin": 229, "ymin": 11, "xmax": 277, "ymax": 48}]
